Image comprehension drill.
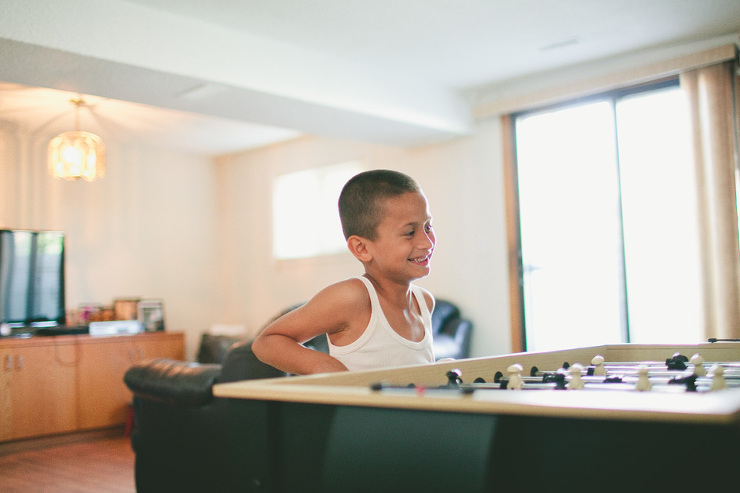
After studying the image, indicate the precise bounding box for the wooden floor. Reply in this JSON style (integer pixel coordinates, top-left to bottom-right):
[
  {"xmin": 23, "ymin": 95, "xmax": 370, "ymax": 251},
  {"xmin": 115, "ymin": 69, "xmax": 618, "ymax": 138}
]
[{"xmin": 0, "ymin": 436, "xmax": 135, "ymax": 492}]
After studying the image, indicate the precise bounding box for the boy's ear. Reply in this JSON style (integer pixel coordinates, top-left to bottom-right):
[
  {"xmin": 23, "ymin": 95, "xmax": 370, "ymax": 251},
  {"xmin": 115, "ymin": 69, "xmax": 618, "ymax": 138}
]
[{"xmin": 347, "ymin": 235, "xmax": 372, "ymax": 262}]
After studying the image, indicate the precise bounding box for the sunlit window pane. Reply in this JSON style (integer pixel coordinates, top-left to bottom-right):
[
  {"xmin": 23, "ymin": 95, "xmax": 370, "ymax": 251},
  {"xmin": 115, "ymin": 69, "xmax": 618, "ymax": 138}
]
[
  {"xmin": 516, "ymin": 101, "xmax": 624, "ymax": 352},
  {"xmin": 617, "ymin": 87, "xmax": 701, "ymax": 343},
  {"xmin": 273, "ymin": 161, "xmax": 363, "ymax": 259}
]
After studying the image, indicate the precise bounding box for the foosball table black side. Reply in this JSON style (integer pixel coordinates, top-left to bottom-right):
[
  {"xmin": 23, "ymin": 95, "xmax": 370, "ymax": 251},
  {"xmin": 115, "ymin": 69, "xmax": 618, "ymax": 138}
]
[
  {"xmin": 223, "ymin": 397, "xmax": 739, "ymax": 493},
  {"xmin": 216, "ymin": 343, "xmax": 740, "ymax": 492}
]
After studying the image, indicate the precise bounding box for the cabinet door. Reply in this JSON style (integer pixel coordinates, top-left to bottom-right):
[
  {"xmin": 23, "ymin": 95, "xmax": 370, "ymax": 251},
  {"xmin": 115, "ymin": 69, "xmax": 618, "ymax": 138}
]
[
  {"xmin": 76, "ymin": 333, "xmax": 185, "ymax": 430},
  {"xmin": 0, "ymin": 348, "xmax": 12, "ymax": 441},
  {"xmin": 76, "ymin": 340, "xmax": 139, "ymax": 430},
  {"xmin": 7, "ymin": 344, "xmax": 78, "ymax": 440},
  {"xmin": 139, "ymin": 335, "xmax": 185, "ymax": 361}
]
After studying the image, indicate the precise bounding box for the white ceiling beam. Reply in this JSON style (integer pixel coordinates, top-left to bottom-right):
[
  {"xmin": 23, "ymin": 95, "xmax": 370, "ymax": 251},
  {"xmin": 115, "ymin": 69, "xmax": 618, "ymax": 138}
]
[{"xmin": 0, "ymin": 0, "xmax": 472, "ymax": 146}]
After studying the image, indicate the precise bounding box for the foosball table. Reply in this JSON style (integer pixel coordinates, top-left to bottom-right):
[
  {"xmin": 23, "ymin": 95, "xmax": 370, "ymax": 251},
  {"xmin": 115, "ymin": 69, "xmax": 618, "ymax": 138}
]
[{"xmin": 214, "ymin": 342, "xmax": 740, "ymax": 492}]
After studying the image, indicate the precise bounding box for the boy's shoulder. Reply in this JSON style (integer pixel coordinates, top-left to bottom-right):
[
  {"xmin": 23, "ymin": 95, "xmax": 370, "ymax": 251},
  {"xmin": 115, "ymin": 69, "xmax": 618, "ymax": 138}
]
[
  {"xmin": 304, "ymin": 277, "xmax": 372, "ymax": 334},
  {"xmin": 312, "ymin": 277, "xmax": 369, "ymax": 307}
]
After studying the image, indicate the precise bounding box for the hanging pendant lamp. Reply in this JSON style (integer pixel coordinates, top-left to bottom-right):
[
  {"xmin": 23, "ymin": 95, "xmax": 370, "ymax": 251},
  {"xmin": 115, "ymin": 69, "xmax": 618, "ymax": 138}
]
[{"xmin": 48, "ymin": 98, "xmax": 105, "ymax": 181}]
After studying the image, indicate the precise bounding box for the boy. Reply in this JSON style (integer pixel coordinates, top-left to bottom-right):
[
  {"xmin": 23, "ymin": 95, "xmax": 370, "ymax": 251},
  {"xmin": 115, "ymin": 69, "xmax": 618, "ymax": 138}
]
[{"xmin": 252, "ymin": 169, "xmax": 436, "ymax": 374}]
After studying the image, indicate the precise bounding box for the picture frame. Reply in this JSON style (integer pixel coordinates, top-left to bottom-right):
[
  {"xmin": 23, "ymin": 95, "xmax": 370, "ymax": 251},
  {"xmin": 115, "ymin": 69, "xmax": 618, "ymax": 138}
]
[
  {"xmin": 114, "ymin": 298, "xmax": 140, "ymax": 320},
  {"xmin": 138, "ymin": 299, "xmax": 165, "ymax": 332}
]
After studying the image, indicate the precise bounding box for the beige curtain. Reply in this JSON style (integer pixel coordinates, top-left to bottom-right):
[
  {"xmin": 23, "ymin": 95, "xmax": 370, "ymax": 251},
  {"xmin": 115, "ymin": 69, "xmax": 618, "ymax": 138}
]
[{"xmin": 681, "ymin": 61, "xmax": 740, "ymax": 340}]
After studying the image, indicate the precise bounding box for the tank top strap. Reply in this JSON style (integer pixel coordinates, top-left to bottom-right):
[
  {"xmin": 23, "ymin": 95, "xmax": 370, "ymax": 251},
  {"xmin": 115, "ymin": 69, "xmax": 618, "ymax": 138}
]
[
  {"xmin": 411, "ymin": 285, "xmax": 432, "ymax": 324},
  {"xmin": 355, "ymin": 276, "xmax": 382, "ymax": 312}
]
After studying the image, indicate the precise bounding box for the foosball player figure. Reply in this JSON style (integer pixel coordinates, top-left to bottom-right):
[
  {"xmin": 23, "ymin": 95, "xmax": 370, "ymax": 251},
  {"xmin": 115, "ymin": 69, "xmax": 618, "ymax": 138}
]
[
  {"xmin": 690, "ymin": 353, "xmax": 706, "ymax": 377},
  {"xmin": 709, "ymin": 364, "xmax": 727, "ymax": 391},
  {"xmin": 507, "ymin": 364, "xmax": 524, "ymax": 390},
  {"xmin": 590, "ymin": 354, "xmax": 608, "ymax": 376},
  {"xmin": 567, "ymin": 363, "xmax": 584, "ymax": 390},
  {"xmin": 635, "ymin": 365, "xmax": 652, "ymax": 392}
]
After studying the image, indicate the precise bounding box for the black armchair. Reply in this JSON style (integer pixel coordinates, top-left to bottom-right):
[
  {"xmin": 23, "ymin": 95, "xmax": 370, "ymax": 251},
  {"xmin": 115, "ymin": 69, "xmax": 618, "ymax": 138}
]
[{"xmin": 431, "ymin": 299, "xmax": 473, "ymax": 360}]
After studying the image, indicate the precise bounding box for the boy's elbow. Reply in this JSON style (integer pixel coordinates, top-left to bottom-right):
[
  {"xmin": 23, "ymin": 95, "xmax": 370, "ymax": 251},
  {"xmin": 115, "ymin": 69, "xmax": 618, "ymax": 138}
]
[
  {"xmin": 251, "ymin": 334, "xmax": 269, "ymax": 361},
  {"xmin": 252, "ymin": 332, "xmax": 289, "ymax": 365}
]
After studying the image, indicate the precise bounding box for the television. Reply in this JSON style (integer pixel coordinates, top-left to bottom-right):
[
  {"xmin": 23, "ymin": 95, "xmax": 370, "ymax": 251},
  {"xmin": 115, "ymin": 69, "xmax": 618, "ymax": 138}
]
[{"xmin": 0, "ymin": 229, "xmax": 66, "ymax": 329}]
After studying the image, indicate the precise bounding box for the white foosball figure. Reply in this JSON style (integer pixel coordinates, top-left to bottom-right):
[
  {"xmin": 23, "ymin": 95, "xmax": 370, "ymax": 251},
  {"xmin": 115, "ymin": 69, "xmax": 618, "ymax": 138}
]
[
  {"xmin": 507, "ymin": 363, "xmax": 524, "ymax": 390},
  {"xmin": 567, "ymin": 363, "xmax": 584, "ymax": 390},
  {"xmin": 709, "ymin": 364, "xmax": 727, "ymax": 391},
  {"xmin": 591, "ymin": 354, "xmax": 607, "ymax": 376},
  {"xmin": 691, "ymin": 353, "xmax": 706, "ymax": 377},
  {"xmin": 635, "ymin": 365, "xmax": 652, "ymax": 391}
]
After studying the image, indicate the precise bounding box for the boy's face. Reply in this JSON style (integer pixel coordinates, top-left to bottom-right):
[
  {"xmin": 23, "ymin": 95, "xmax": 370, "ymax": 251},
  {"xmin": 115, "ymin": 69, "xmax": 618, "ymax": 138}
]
[{"xmin": 367, "ymin": 191, "xmax": 435, "ymax": 282}]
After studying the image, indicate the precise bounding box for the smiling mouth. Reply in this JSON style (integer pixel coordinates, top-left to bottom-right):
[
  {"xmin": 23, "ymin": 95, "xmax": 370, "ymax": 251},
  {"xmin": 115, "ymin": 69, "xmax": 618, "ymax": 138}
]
[{"xmin": 409, "ymin": 255, "xmax": 431, "ymax": 264}]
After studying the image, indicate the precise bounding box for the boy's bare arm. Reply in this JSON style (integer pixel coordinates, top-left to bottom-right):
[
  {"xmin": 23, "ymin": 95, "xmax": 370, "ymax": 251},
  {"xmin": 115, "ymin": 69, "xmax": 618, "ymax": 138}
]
[
  {"xmin": 252, "ymin": 279, "xmax": 367, "ymax": 375},
  {"xmin": 253, "ymin": 331, "xmax": 348, "ymax": 374}
]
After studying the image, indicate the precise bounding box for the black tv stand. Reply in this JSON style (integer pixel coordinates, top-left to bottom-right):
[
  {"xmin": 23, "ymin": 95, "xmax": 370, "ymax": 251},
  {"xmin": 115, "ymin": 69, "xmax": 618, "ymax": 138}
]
[{"xmin": 34, "ymin": 325, "xmax": 90, "ymax": 336}]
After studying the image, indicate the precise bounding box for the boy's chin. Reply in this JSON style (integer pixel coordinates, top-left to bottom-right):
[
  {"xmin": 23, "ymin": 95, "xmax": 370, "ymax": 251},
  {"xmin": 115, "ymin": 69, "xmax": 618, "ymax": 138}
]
[{"xmin": 408, "ymin": 263, "xmax": 431, "ymax": 278}]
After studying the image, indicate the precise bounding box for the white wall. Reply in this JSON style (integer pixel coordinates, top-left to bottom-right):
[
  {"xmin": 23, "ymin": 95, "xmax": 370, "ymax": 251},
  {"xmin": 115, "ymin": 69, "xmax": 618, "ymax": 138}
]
[
  {"xmin": 1, "ymin": 114, "xmax": 513, "ymax": 360},
  {"xmin": 0, "ymin": 121, "xmax": 221, "ymax": 358},
  {"xmin": 215, "ymin": 118, "xmax": 512, "ymax": 357}
]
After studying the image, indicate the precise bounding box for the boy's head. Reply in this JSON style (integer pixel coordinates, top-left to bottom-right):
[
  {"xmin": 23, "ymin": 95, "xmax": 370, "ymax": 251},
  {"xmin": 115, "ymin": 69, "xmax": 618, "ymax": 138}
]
[{"xmin": 338, "ymin": 169, "xmax": 421, "ymax": 240}]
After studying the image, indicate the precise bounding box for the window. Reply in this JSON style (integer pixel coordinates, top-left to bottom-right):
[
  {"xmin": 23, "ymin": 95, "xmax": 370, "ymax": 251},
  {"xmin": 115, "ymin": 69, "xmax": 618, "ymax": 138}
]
[
  {"xmin": 272, "ymin": 161, "xmax": 363, "ymax": 259},
  {"xmin": 514, "ymin": 80, "xmax": 701, "ymax": 351}
]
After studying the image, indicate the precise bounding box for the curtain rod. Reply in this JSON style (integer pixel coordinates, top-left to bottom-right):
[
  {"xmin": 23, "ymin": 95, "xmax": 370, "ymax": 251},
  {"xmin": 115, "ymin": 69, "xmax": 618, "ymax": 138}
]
[{"xmin": 474, "ymin": 43, "xmax": 738, "ymax": 118}]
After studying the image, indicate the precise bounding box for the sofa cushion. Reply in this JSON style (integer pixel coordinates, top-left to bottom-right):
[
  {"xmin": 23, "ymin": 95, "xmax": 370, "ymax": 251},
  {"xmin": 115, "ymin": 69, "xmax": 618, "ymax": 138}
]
[{"xmin": 197, "ymin": 333, "xmax": 242, "ymax": 364}]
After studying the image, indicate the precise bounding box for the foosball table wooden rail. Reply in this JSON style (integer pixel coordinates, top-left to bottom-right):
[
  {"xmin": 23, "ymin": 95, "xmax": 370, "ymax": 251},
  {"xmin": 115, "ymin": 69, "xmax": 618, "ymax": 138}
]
[{"xmin": 214, "ymin": 342, "xmax": 740, "ymax": 492}]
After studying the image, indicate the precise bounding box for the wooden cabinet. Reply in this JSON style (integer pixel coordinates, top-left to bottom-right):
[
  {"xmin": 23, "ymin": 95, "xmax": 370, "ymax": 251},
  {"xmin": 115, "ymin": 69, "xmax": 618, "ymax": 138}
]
[
  {"xmin": 0, "ymin": 331, "xmax": 184, "ymax": 442},
  {"xmin": 0, "ymin": 346, "xmax": 9, "ymax": 441},
  {"xmin": 0, "ymin": 338, "xmax": 78, "ymax": 441},
  {"xmin": 76, "ymin": 332, "xmax": 184, "ymax": 430}
]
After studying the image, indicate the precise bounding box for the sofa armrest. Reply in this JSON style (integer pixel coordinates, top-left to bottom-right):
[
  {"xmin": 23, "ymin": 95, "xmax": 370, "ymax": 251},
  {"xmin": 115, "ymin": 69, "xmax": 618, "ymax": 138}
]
[{"xmin": 124, "ymin": 358, "xmax": 221, "ymax": 406}]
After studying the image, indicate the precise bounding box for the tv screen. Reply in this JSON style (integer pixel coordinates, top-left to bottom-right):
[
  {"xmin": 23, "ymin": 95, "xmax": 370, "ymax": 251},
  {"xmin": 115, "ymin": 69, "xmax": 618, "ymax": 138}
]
[{"xmin": 0, "ymin": 230, "xmax": 65, "ymax": 328}]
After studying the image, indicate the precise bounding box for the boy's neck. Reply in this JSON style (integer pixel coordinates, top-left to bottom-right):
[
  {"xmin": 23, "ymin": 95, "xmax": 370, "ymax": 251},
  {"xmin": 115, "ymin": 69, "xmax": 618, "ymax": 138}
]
[{"xmin": 362, "ymin": 273, "xmax": 414, "ymax": 307}]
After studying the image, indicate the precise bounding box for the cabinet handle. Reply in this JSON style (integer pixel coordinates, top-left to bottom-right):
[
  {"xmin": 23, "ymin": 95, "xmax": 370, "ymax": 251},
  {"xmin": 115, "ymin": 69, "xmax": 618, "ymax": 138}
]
[
  {"xmin": 129, "ymin": 348, "xmax": 135, "ymax": 361},
  {"xmin": 16, "ymin": 354, "xmax": 23, "ymax": 370},
  {"xmin": 4, "ymin": 354, "xmax": 11, "ymax": 372}
]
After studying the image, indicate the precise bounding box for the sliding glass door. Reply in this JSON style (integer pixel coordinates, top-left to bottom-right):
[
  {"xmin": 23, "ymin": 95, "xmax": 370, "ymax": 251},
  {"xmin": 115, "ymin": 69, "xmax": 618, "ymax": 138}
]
[{"xmin": 514, "ymin": 80, "xmax": 701, "ymax": 351}]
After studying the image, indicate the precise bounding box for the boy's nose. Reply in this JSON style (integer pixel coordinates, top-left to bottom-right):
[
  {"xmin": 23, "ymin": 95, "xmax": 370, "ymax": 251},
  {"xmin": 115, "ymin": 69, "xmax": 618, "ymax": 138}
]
[{"xmin": 419, "ymin": 231, "xmax": 435, "ymax": 249}]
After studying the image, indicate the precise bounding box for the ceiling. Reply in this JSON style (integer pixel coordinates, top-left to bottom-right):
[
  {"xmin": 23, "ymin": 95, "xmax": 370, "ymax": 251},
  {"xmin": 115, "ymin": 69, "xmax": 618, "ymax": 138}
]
[{"xmin": 1, "ymin": 0, "xmax": 739, "ymax": 155}]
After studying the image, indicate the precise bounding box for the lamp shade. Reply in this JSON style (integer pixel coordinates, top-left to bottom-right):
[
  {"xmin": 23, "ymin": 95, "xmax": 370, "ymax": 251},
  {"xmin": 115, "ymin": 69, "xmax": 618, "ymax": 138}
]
[{"xmin": 48, "ymin": 130, "xmax": 106, "ymax": 181}]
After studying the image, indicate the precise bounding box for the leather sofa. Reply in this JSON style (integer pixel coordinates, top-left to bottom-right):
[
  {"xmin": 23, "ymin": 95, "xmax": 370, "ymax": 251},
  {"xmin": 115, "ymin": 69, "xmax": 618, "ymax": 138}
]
[{"xmin": 123, "ymin": 299, "xmax": 472, "ymax": 492}]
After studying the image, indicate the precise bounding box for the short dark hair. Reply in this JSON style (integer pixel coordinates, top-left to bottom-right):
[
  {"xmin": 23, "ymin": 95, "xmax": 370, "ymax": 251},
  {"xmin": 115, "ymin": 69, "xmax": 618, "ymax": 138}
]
[{"xmin": 338, "ymin": 169, "xmax": 421, "ymax": 240}]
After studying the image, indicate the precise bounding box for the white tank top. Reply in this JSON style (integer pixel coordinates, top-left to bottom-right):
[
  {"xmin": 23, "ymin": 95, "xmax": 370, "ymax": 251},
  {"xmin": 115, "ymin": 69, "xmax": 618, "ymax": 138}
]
[{"xmin": 327, "ymin": 276, "xmax": 435, "ymax": 371}]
